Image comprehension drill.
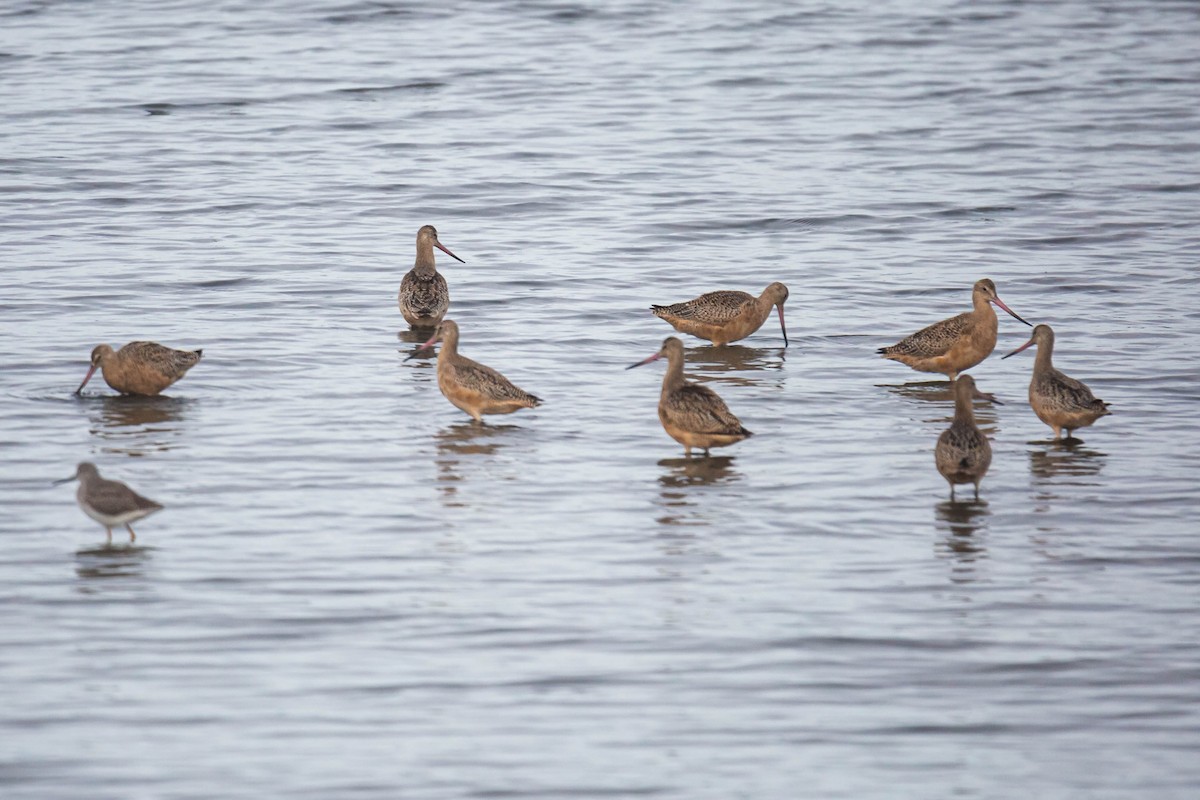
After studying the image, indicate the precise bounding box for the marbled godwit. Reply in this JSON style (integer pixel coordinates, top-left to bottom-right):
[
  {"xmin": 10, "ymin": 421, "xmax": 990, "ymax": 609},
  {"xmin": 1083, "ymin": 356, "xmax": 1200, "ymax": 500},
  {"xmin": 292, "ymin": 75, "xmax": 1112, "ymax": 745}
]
[
  {"xmin": 651, "ymin": 282, "xmax": 789, "ymax": 347},
  {"xmin": 879, "ymin": 279, "xmax": 1030, "ymax": 380},
  {"xmin": 53, "ymin": 462, "xmax": 162, "ymax": 543},
  {"xmin": 414, "ymin": 320, "xmax": 541, "ymax": 422},
  {"xmin": 75, "ymin": 342, "xmax": 202, "ymax": 396},
  {"xmin": 1002, "ymin": 324, "xmax": 1111, "ymax": 440},
  {"xmin": 398, "ymin": 224, "xmax": 465, "ymax": 328},
  {"xmin": 627, "ymin": 336, "xmax": 753, "ymax": 456},
  {"xmin": 935, "ymin": 374, "xmax": 999, "ymax": 501}
]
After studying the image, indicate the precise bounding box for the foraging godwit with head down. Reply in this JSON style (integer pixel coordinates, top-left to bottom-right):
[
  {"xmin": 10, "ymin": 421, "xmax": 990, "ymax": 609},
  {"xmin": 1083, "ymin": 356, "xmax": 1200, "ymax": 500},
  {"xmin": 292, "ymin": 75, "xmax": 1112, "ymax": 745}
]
[
  {"xmin": 627, "ymin": 336, "xmax": 753, "ymax": 456},
  {"xmin": 53, "ymin": 462, "xmax": 163, "ymax": 543},
  {"xmin": 412, "ymin": 320, "xmax": 541, "ymax": 423},
  {"xmin": 75, "ymin": 342, "xmax": 202, "ymax": 396},
  {"xmin": 1003, "ymin": 324, "xmax": 1111, "ymax": 440},
  {"xmin": 935, "ymin": 374, "xmax": 1000, "ymax": 501},
  {"xmin": 651, "ymin": 282, "xmax": 789, "ymax": 347},
  {"xmin": 398, "ymin": 224, "xmax": 465, "ymax": 328},
  {"xmin": 879, "ymin": 278, "xmax": 1030, "ymax": 381}
]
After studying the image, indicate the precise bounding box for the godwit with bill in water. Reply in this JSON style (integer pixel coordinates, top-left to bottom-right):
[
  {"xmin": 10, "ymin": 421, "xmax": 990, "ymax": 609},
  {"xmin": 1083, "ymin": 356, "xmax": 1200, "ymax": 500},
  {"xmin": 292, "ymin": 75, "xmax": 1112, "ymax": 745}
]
[
  {"xmin": 75, "ymin": 342, "xmax": 202, "ymax": 396},
  {"xmin": 53, "ymin": 462, "xmax": 163, "ymax": 543},
  {"xmin": 935, "ymin": 374, "xmax": 999, "ymax": 501},
  {"xmin": 651, "ymin": 282, "xmax": 789, "ymax": 347},
  {"xmin": 1002, "ymin": 324, "xmax": 1111, "ymax": 440},
  {"xmin": 879, "ymin": 278, "xmax": 1030, "ymax": 381},
  {"xmin": 412, "ymin": 320, "xmax": 541, "ymax": 423},
  {"xmin": 627, "ymin": 336, "xmax": 753, "ymax": 456},
  {"xmin": 398, "ymin": 224, "xmax": 465, "ymax": 328}
]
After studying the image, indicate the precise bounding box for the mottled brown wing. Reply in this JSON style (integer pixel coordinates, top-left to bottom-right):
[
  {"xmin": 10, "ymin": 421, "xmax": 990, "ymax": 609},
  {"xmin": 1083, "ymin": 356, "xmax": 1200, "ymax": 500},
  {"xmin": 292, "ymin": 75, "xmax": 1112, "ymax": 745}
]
[
  {"xmin": 664, "ymin": 384, "xmax": 750, "ymax": 436},
  {"xmin": 1042, "ymin": 369, "xmax": 1108, "ymax": 412},
  {"xmin": 936, "ymin": 423, "xmax": 990, "ymax": 472},
  {"xmin": 652, "ymin": 291, "xmax": 755, "ymax": 326},
  {"xmin": 123, "ymin": 341, "xmax": 202, "ymax": 377},
  {"xmin": 88, "ymin": 477, "xmax": 163, "ymax": 517},
  {"xmin": 401, "ymin": 271, "xmax": 449, "ymax": 318},
  {"xmin": 453, "ymin": 359, "xmax": 541, "ymax": 405},
  {"xmin": 880, "ymin": 312, "xmax": 973, "ymax": 358}
]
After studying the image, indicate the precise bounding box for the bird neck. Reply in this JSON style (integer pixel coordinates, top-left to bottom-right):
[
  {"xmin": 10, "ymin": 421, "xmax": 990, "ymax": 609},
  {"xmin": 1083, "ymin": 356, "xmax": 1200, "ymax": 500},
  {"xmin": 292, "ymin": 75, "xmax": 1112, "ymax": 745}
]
[
  {"xmin": 953, "ymin": 382, "xmax": 977, "ymax": 425},
  {"xmin": 414, "ymin": 240, "xmax": 438, "ymax": 272},
  {"xmin": 661, "ymin": 352, "xmax": 686, "ymax": 392}
]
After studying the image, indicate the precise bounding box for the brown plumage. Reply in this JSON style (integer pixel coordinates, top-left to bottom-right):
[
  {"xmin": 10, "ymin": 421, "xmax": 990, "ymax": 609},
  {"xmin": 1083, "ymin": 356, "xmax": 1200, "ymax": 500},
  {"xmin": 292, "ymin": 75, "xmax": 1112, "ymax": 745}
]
[
  {"xmin": 879, "ymin": 278, "xmax": 1030, "ymax": 380},
  {"xmin": 416, "ymin": 319, "xmax": 541, "ymax": 422},
  {"xmin": 53, "ymin": 462, "xmax": 163, "ymax": 543},
  {"xmin": 1003, "ymin": 324, "xmax": 1111, "ymax": 440},
  {"xmin": 651, "ymin": 282, "xmax": 789, "ymax": 347},
  {"xmin": 627, "ymin": 336, "xmax": 753, "ymax": 456},
  {"xmin": 398, "ymin": 224, "xmax": 465, "ymax": 328},
  {"xmin": 935, "ymin": 374, "xmax": 996, "ymax": 501},
  {"xmin": 75, "ymin": 342, "xmax": 202, "ymax": 396}
]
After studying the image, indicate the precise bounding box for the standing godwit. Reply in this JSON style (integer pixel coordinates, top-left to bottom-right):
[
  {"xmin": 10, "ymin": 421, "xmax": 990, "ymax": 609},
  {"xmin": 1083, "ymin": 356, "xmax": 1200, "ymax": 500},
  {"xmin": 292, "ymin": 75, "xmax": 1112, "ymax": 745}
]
[
  {"xmin": 651, "ymin": 282, "xmax": 789, "ymax": 347},
  {"xmin": 75, "ymin": 342, "xmax": 202, "ymax": 396},
  {"xmin": 398, "ymin": 224, "xmax": 465, "ymax": 328},
  {"xmin": 627, "ymin": 336, "xmax": 753, "ymax": 456},
  {"xmin": 879, "ymin": 279, "xmax": 1030, "ymax": 380},
  {"xmin": 414, "ymin": 320, "xmax": 541, "ymax": 422},
  {"xmin": 53, "ymin": 462, "xmax": 163, "ymax": 543},
  {"xmin": 935, "ymin": 374, "xmax": 999, "ymax": 501},
  {"xmin": 1002, "ymin": 324, "xmax": 1111, "ymax": 440}
]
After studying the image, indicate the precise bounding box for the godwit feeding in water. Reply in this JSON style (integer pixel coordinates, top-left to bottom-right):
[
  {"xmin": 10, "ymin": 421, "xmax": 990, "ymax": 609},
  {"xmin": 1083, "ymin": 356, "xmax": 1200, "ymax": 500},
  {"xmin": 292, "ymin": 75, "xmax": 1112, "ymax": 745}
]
[
  {"xmin": 413, "ymin": 320, "xmax": 541, "ymax": 423},
  {"xmin": 1002, "ymin": 324, "xmax": 1111, "ymax": 440},
  {"xmin": 627, "ymin": 336, "xmax": 753, "ymax": 456},
  {"xmin": 53, "ymin": 462, "xmax": 163, "ymax": 543},
  {"xmin": 398, "ymin": 224, "xmax": 465, "ymax": 328},
  {"xmin": 651, "ymin": 282, "xmax": 789, "ymax": 347},
  {"xmin": 935, "ymin": 374, "xmax": 999, "ymax": 501},
  {"xmin": 879, "ymin": 278, "xmax": 1030, "ymax": 381},
  {"xmin": 75, "ymin": 342, "xmax": 202, "ymax": 396}
]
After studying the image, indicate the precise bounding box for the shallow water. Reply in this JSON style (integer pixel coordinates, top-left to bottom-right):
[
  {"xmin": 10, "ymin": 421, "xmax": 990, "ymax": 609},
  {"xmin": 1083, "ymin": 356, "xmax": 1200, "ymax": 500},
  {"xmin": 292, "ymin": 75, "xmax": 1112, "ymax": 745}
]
[{"xmin": 3, "ymin": 1, "xmax": 1200, "ymax": 797}]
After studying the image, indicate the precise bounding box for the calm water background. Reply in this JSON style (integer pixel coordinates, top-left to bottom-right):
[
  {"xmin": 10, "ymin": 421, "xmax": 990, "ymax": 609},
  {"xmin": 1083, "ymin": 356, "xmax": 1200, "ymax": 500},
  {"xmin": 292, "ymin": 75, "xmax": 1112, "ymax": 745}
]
[{"xmin": 2, "ymin": 0, "xmax": 1199, "ymax": 797}]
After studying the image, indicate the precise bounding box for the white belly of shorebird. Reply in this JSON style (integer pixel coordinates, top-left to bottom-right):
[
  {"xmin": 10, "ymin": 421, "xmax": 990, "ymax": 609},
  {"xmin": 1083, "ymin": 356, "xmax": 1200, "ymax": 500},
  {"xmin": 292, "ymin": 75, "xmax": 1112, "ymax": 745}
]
[{"xmin": 81, "ymin": 503, "xmax": 157, "ymax": 527}]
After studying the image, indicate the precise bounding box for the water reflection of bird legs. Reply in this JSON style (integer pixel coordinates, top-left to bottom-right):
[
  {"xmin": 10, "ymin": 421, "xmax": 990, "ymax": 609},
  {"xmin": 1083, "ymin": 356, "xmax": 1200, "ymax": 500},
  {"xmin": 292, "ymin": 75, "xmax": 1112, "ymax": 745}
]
[
  {"xmin": 656, "ymin": 456, "xmax": 741, "ymax": 527},
  {"xmin": 433, "ymin": 423, "xmax": 513, "ymax": 508},
  {"xmin": 85, "ymin": 396, "xmax": 188, "ymax": 456},
  {"xmin": 934, "ymin": 500, "xmax": 990, "ymax": 583},
  {"xmin": 75, "ymin": 543, "xmax": 152, "ymax": 590},
  {"xmin": 1030, "ymin": 438, "xmax": 1107, "ymax": 513}
]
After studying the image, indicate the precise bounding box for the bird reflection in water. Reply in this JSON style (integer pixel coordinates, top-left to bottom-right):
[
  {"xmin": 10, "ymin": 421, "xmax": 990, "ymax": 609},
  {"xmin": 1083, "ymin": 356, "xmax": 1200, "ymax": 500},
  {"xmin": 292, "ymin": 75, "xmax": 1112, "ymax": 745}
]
[
  {"xmin": 86, "ymin": 396, "xmax": 188, "ymax": 456},
  {"xmin": 433, "ymin": 422, "xmax": 513, "ymax": 508},
  {"xmin": 75, "ymin": 543, "xmax": 151, "ymax": 591},
  {"xmin": 934, "ymin": 500, "xmax": 990, "ymax": 582},
  {"xmin": 1030, "ymin": 439, "xmax": 1107, "ymax": 512},
  {"xmin": 682, "ymin": 344, "xmax": 785, "ymax": 388},
  {"xmin": 884, "ymin": 380, "xmax": 1002, "ymax": 429},
  {"xmin": 656, "ymin": 455, "xmax": 742, "ymax": 527},
  {"xmin": 397, "ymin": 326, "xmax": 435, "ymax": 353}
]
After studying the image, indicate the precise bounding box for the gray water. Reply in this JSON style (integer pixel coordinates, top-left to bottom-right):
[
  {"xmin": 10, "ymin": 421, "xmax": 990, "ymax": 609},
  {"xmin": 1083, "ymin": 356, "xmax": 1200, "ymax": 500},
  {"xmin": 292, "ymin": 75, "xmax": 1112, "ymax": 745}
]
[{"xmin": 3, "ymin": 1, "xmax": 1200, "ymax": 797}]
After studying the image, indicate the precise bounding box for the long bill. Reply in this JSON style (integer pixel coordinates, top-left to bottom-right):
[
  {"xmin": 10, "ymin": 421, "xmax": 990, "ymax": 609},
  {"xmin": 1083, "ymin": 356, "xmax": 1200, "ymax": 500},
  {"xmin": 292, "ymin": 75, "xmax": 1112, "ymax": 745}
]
[
  {"xmin": 435, "ymin": 241, "xmax": 466, "ymax": 264},
  {"xmin": 777, "ymin": 304, "xmax": 789, "ymax": 348},
  {"xmin": 404, "ymin": 331, "xmax": 442, "ymax": 361},
  {"xmin": 74, "ymin": 364, "xmax": 98, "ymax": 395},
  {"xmin": 1001, "ymin": 337, "xmax": 1036, "ymax": 359},
  {"xmin": 973, "ymin": 387, "xmax": 1004, "ymax": 405},
  {"xmin": 626, "ymin": 352, "xmax": 662, "ymax": 370},
  {"xmin": 992, "ymin": 296, "xmax": 1032, "ymax": 326},
  {"xmin": 52, "ymin": 475, "xmax": 76, "ymax": 485}
]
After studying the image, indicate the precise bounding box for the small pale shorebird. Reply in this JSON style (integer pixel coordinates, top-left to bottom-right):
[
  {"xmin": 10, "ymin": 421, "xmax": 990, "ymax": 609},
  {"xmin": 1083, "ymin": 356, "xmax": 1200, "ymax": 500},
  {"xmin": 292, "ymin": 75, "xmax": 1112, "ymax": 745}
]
[
  {"xmin": 935, "ymin": 374, "xmax": 1000, "ymax": 501},
  {"xmin": 1003, "ymin": 324, "xmax": 1111, "ymax": 440},
  {"xmin": 75, "ymin": 342, "xmax": 202, "ymax": 396},
  {"xmin": 651, "ymin": 282, "xmax": 789, "ymax": 347},
  {"xmin": 398, "ymin": 224, "xmax": 465, "ymax": 328},
  {"xmin": 628, "ymin": 336, "xmax": 753, "ymax": 456},
  {"xmin": 412, "ymin": 320, "xmax": 541, "ymax": 423},
  {"xmin": 54, "ymin": 462, "xmax": 162, "ymax": 542},
  {"xmin": 879, "ymin": 278, "xmax": 1030, "ymax": 381}
]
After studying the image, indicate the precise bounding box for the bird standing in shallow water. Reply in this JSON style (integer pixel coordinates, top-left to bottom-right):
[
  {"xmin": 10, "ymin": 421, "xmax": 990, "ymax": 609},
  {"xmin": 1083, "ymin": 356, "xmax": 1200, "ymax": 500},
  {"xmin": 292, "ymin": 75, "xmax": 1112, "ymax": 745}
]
[
  {"xmin": 651, "ymin": 282, "xmax": 789, "ymax": 347},
  {"xmin": 1003, "ymin": 324, "xmax": 1111, "ymax": 440},
  {"xmin": 398, "ymin": 224, "xmax": 465, "ymax": 328},
  {"xmin": 879, "ymin": 278, "xmax": 1030, "ymax": 381},
  {"xmin": 75, "ymin": 342, "xmax": 202, "ymax": 396},
  {"xmin": 413, "ymin": 320, "xmax": 541, "ymax": 423},
  {"xmin": 935, "ymin": 374, "xmax": 999, "ymax": 501},
  {"xmin": 54, "ymin": 462, "xmax": 162, "ymax": 543},
  {"xmin": 628, "ymin": 336, "xmax": 753, "ymax": 456}
]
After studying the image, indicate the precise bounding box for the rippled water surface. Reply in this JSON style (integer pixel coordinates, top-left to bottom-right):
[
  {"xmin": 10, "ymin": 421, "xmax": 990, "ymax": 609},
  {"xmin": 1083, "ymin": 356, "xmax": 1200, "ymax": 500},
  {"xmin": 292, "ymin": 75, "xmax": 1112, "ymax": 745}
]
[{"xmin": 3, "ymin": 1, "xmax": 1200, "ymax": 797}]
